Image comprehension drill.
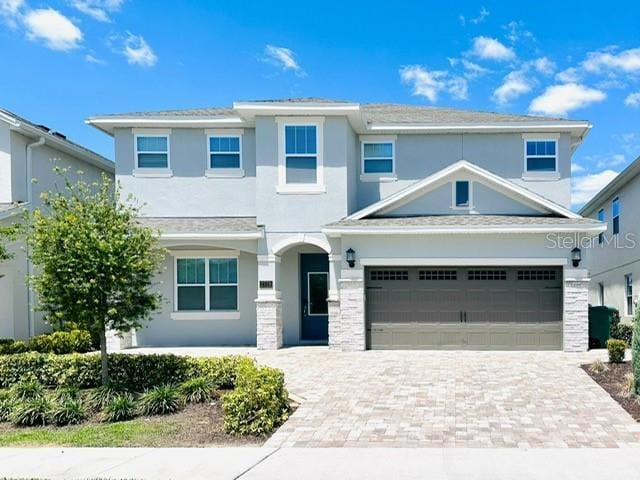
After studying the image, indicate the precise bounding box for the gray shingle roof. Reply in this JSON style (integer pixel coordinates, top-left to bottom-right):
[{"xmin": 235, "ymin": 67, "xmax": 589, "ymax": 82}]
[
  {"xmin": 137, "ymin": 217, "xmax": 260, "ymax": 234},
  {"xmin": 327, "ymin": 215, "xmax": 601, "ymax": 228},
  {"xmin": 94, "ymin": 98, "xmax": 583, "ymax": 125}
]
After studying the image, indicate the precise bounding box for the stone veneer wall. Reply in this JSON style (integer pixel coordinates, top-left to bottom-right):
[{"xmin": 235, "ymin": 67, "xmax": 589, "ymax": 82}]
[
  {"xmin": 106, "ymin": 329, "xmax": 135, "ymax": 352},
  {"xmin": 563, "ymin": 279, "xmax": 589, "ymax": 352},
  {"xmin": 335, "ymin": 278, "xmax": 366, "ymax": 351},
  {"xmin": 327, "ymin": 299, "xmax": 341, "ymax": 349},
  {"xmin": 256, "ymin": 298, "xmax": 283, "ymax": 349}
]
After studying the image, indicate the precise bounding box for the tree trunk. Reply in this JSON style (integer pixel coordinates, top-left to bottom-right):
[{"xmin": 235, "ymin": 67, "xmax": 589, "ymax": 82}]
[{"xmin": 99, "ymin": 327, "xmax": 109, "ymax": 385}]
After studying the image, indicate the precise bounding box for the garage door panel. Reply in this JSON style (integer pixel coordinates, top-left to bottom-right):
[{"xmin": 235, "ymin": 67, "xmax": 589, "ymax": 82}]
[{"xmin": 366, "ymin": 266, "xmax": 562, "ymax": 350}]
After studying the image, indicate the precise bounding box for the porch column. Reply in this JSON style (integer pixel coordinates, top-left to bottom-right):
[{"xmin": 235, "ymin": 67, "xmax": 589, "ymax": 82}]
[
  {"xmin": 327, "ymin": 253, "xmax": 341, "ymax": 349},
  {"xmin": 256, "ymin": 254, "xmax": 283, "ymax": 350},
  {"xmin": 336, "ymin": 270, "xmax": 366, "ymax": 351},
  {"xmin": 563, "ymin": 269, "xmax": 589, "ymax": 352}
]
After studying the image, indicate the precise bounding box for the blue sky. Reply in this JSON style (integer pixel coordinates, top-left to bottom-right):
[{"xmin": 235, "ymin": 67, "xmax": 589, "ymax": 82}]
[{"xmin": 1, "ymin": 0, "xmax": 640, "ymax": 208}]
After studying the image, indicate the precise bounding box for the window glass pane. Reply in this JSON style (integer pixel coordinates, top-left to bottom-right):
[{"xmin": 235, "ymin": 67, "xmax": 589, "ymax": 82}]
[
  {"xmin": 526, "ymin": 141, "xmax": 536, "ymax": 155},
  {"xmin": 456, "ymin": 181, "xmax": 469, "ymax": 206},
  {"xmin": 286, "ymin": 156, "xmax": 317, "ymax": 183},
  {"xmin": 285, "ymin": 126, "xmax": 296, "ymax": 154},
  {"xmin": 613, "ymin": 216, "xmax": 620, "ymax": 234},
  {"xmin": 363, "ymin": 143, "xmax": 392, "ymax": 158},
  {"xmin": 137, "ymin": 136, "xmax": 167, "ymax": 152},
  {"xmin": 598, "ymin": 209, "xmax": 604, "ymax": 221},
  {"xmin": 210, "ymin": 286, "xmax": 238, "ymax": 310},
  {"xmin": 210, "ymin": 154, "xmax": 240, "ymax": 169},
  {"xmin": 137, "ymin": 153, "xmax": 168, "ymax": 168},
  {"xmin": 177, "ymin": 286, "xmax": 205, "ymax": 310},
  {"xmin": 364, "ymin": 159, "xmax": 393, "ymax": 173},
  {"xmin": 285, "ymin": 126, "xmax": 316, "ymax": 154},
  {"xmin": 613, "ymin": 198, "xmax": 620, "ymax": 217},
  {"xmin": 308, "ymin": 273, "xmax": 328, "ymax": 315},
  {"xmin": 229, "ymin": 137, "xmax": 240, "ymax": 152},
  {"xmin": 177, "ymin": 258, "xmax": 205, "ymax": 284},
  {"xmin": 210, "ymin": 258, "xmax": 237, "ymax": 284},
  {"xmin": 526, "ymin": 157, "xmax": 556, "ymax": 172},
  {"xmin": 545, "ymin": 141, "xmax": 556, "ymax": 155}
]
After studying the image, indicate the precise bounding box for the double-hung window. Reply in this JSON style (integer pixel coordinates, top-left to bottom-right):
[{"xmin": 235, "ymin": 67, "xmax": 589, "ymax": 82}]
[
  {"xmin": 612, "ymin": 197, "xmax": 620, "ymax": 235},
  {"xmin": 277, "ymin": 119, "xmax": 324, "ymax": 193},
  {"xmin": 625, "ymin": 274, "xmax": 634, "ymax": 316},
  {"xmin": 598, "ymin": 209, "xmax": 605, "ymax": 244},
  {"xmin": 206, "ymin": 130, "xmax": 244, "ymax": 177},
  {"xmin": 524, "ymin": 138, "xmax": 557, "ymax": 174},
  {"xmin": 362, "ymin": 142, "xmax": 394, "ymax": 174},
  {"xmin": 175, "ymin": 256, "xmax": 238, "ymax": 314},
  {"xmin": 135, "ymin": 134, "xmax": 169, "ymax": 170}
]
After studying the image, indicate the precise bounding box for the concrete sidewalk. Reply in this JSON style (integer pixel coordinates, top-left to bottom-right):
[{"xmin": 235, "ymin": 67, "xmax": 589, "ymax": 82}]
[{"xmin": 2, "ymin": 447, "xmax": 640, "ymax": 479}]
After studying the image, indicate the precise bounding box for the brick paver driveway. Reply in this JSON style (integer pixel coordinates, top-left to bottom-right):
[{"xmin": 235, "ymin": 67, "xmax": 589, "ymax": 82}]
[{"xmin": 132, "ymin": 347, "xmax": 640, "ymax": 448}]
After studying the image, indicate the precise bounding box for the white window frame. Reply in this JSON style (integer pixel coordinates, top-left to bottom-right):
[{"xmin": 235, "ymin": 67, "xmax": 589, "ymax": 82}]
[
  {"xmin": 307, "ymin": 271, "xmax": 329, "ymax": 316},
  {"xmin": 276, "ymin": 117, "xmax": 325, "ymax": 194},
  {"xmin": 522, "ymin": 134, "xmax": 559, "ymax": 180},
  {"xmin": 451, "ymin": 180, "xmax": 474, "ymax": 210},
  {"xmin": 359, "ymin": 135, "xmax": 397, "ymax": 182},
  {"xmin": 625, "ymin": 274, "xmax": 634, "ymax": 316},
  {"xmin": 205, "ymin": 128, "xmax": 244, "ymax": 178},
  {"xmin": 133, "ymin": 128, "xmax": 172, "ymax": 178},
  {"xmin": 171, "ymin": 250, "xmax": 240, "ymax": 321},
  {"xmin": 612, "ymin": 197, "xmax": 620, "ymax": 235}
]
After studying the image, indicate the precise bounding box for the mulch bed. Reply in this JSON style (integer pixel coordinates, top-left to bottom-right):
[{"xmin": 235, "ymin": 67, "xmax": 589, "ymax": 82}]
[{"xmin": 582, "ymin": 361, "xmax": 640, "ymax": 421}]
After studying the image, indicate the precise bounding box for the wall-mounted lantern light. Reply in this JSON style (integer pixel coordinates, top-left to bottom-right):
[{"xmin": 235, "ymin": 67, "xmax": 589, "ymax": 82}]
[
  {"xmin": 571, "ymin": 247, "xmax": 582, "ymax": 267},
  {"xmin": 346, "ymin": 248, "xmax": 356, "ymax": 268}
]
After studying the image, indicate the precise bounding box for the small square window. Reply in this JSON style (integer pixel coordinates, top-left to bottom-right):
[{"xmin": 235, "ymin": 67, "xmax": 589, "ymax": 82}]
[
  {"xmin": 525, "ymin": 139, "xmax": 557, "ymax": 173},
  {"xmin": 362, "ymin": 142, "xmax": 394, "ymax": 174},
  {"xmin": 136, "ymin": 136, "xmax": 169, "ymax": 169},
  {"xmin": 209, "ymin": 136, "xmax": 241, "ymax": 169},
  {"xmin": 175, "ymin": 257, "xmax": 239, "ymax": 312}
]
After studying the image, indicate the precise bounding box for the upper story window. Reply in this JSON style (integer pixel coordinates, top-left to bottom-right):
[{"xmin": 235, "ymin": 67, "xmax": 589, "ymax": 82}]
[
  {"xmin": 454, "ymin": 180, "xmax": 470, "ymax": 208},
  {"xmin": 360, "ymin": 136, "xmax": 397, "ymax": 182},
  {"xmin": 597, "ymin": 208, "xmax": 605, "ymax": 244},
  {"xmin": 205, "ymin": 129, "xmax": 244, "ymax": 178},
  {"xmin": 524, "ymin": 139, "xmax": 557, "ymax": 173},
  {"xmin": 277, "ymin": 118, "xmax": 325, "ymax": 194},
  {"xmin": 133, "ymin": 129, "xmax": 172, "ymax": 177},
  {"xmin": 612, "ymin": 197, "xmax": 620, "ymax": 235}
]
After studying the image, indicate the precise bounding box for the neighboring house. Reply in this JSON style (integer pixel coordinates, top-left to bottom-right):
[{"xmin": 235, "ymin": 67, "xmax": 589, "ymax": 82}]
[
  {"xmin": 580, "ymin": 155, "xmax": 640, "ymax": 322},
  {"xmin": 87, "ymin": 98, "xmax": 603, "ymax": 352},
  {"xmin": 0, "ymin": 108, "xmax": 114, "ymax": 339}
]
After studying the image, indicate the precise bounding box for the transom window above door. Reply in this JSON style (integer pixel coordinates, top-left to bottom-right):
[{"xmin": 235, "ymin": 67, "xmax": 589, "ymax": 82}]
[{"xmin": 277, "ymin": 119, "xmax": 325, "ymax": 194}]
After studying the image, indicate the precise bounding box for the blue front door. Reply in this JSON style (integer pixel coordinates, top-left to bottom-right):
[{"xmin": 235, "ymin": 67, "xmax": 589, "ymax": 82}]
[{"xmin": 300, "ymin": 253, "xmax": 329, "ymax": 342}]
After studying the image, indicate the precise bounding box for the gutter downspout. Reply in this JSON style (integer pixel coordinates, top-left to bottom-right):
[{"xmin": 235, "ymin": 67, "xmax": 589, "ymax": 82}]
[{"xmin": 25, "ymin": 136, "xmax": 45, "ymax": 337}]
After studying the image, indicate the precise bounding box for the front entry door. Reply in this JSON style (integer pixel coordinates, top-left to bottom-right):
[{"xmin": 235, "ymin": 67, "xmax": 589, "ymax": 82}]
[{"xmin": 300, "ymin": 253, "xmax": 329, "ymax": 342}]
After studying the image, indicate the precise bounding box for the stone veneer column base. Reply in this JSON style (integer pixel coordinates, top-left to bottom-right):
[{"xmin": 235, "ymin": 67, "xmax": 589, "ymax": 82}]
[
  {"xmin": 335, "ymin": 278, "xmax": 366, "ymax": 351},
  {"xmin": 564, "ymin": 278, "xmax": 589, "ymax": 352},
  {"xmin": 327, "ymin": 299, "xmax": 341, "ymax": 349},
  {"xmin": 256, "ymin": 298, "xmax": 283, "ymax": 350},
  {"xmin": 106, "ymin": 329, "xmax": 135, "ymax": 352}
]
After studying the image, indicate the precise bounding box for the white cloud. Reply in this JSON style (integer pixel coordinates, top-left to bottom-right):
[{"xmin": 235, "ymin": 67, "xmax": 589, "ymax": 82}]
[
  {"xmin": 85, "ymin": 53, "xmax": 105, "ymax": 64},
  {"xmin": 582, "ymin": 47, "xmax": 640, "ymax": 74},
  {"xmin": 470, "ymin": 36, "xmax": 516, "ymax": 61},
  {"xmin": 625, "ymin": 91, "xmax": 640, "ymax": 107},
  {"xmin": 123, "ymin": 33, "xmax": 157, "ymax": 67},
  {"xmin": 448, "ymin": 58, "xmax": 490, "ymax": 79},
  {"xmin": 571, "ymin": 163, "xmax": 585, "ymax": 174},
  {"xmin": 596, "ymin": 153, "xmax": 626, "ymax": 169},
  {"xmin": 502, "ymin": 20, "xmax": 535, "ymax": 44},
  {"xmin": 399, "ymin": 65, "xmax": 468, "ymax": 102},
  {"xmin": 530, "ymin": 57, "xmax": 556, "ymax": 75},
  {"xmin": 470, "ymin": 7, "xmax": 489, "ymax": 24},
  {"xmin": 529, "ymin": 83, "xmax": 606, "ymax": 116},
  {"xmin": 70, "ymin": 0, "xmax": 124, "ymax": 22},
  {"xmin": 264, "ymin": 45, "xmax": 304, "ymax": 75},
  {"xmin": 493, "ymin": 70, "xmax": 531, "ymax": 104},
  {"xmin": 556, "ymin": 67, "xmax": 580, "ymax": 83},
  {"xmin": 24, "ymin": 8, "xmax": 83, "ymax": 51},
  {"xmin": 0, "ymin": 0, "xmax": 23, "ymax": 27},
  {"xmin": 572, "ymin": 170, "xmax": 619, "ymax": 206}
]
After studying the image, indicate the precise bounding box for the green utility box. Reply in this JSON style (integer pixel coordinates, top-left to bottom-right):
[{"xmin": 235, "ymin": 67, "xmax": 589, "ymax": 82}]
[{"xmin": 588, "ymin": 306, "xmax": 617, "ymax": 348}]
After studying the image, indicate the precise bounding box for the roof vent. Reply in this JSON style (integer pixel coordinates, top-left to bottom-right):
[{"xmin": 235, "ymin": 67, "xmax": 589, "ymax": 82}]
[{"xmin": 50, "ymin": 131, "xmax": 67, "ymax": 140}]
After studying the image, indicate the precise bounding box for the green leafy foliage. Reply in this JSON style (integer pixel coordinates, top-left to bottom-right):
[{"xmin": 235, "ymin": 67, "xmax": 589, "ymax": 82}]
[
  {"xmin": 102, "ymin": 393, "xmax": 137, "ymax": 423},
  {"xmin": 87, "ymin": 384, "xmax": 129, "ymax": 411},
  {"xmin": 190, "ymin": 356, "xmax": 254, "ymax": 389},
  {"xmin": 12, "ymin": 397, "xmax": 52, "ymax": 427},
  {"xmin": 179, "ymin": 377, "xmax": 216, "ymax": 403},
  {"xmin": 0, "ymin": 339, "xmax": 28, "ymax": 355},
  {"xmin": 52, "ymin": 385, "xmax": 80, "ymax": 403},
  {"xmin": 51, "ymin": 399, "xmax": 87, "ymax": 426},
  {"xmin": 0, "ymin": 390, "xmax": 14, "ymax": 422},
  {"xmin": 139, "ymin": 385, "xmax": 185, "ymax": 416},
  {"xmin": 26, "ymin": 169, "xmax": 166, "ymax": 384},
  {"xmin": 29, "ymin": 330, "xmax": 93, "ymax": 354},
  {"xmin": 10, "ymin": 378, "xmax": 45, "ymax": 401},
  {"xmin": 607, "ymin": 339, "xmax": 626, "ymax": 364},
  {"xmin": 0, "ymin": 223, "xmax": 19, "ymax": 264},
  {"xmin": 222, "ymin": 362, "xmax": 289, "ymax": 436},
  {"xmin": 610, "ymin": 309, "xmax": 633, "ymax": 346},
  {"xmin": 633, "ymin": 306, "xmax": 640, "ymax": 394}
]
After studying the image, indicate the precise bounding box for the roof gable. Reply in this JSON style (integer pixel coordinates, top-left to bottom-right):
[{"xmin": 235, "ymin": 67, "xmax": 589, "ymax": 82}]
[{"xmin": 347, "ymin": 161, "xmax": 580, "ymax": 220}]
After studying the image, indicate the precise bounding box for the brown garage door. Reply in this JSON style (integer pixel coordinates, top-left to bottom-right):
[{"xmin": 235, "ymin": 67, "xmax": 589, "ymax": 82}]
[{"xmin": 366, "ymin": 267, "xmax": 562, "ymax": 350}]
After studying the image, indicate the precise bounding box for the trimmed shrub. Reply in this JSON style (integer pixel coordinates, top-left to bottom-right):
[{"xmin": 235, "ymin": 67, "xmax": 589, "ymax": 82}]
[
  {"xmin": 222, "ymin": 362, "xmax": 289, "ymax": 436},
  {"xmin": 633, "ymin": 306, "xmax": 640, "ymax": 394},
  {"xmin": 51, "ymin": 399, "xmax": 87, "ymax": 426},
  {"xmin": 10, "ymin": 378, "xmax": 45, "ymax": 401},
  {"xmin": 102, "ymin": 393, "xmax": 137, "ymax": 423},
  {"xmin": 607, "ymin": 339, "xmax": 626, "ymax": 364},
  {"xmin": 29, "ymin": 330, "xmax": 92, "ymax": 354},
  {"xmin": 180, "ymin": 376, "xmax": 216, "ymax": 403},
  {"xmin": 0, "ymin": 352, "xmax": 101, "ymax": 388},
  {"xmin": 614, "ymin": 323, "xmax": 634, "ymax": 347},
  {"xmin": 0, "ymin": 340, "xmax": 28, "ymax": 355},
  {"xmin": 190, "ymin": 356, "xmax": 254, "ymax": 389},
  {"xmin": 0, "ymin": 390, "xmax": 14, "ymax": 422},
  {"xmin": 12, "ymin": 397, "xmax": 52, "ymax": 426},
  {"xmin": 139, "ymin": 385, "xmax": 185, "ymax": 416}
]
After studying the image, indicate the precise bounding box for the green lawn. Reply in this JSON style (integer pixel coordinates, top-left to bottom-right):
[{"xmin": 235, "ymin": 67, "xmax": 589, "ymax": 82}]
[{"xmin": 0, "ymin": 418, "xmax": 180, "ymax": 447}]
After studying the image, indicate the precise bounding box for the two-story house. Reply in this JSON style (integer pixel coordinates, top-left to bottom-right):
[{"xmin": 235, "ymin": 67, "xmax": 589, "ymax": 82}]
[
  {"xmin": 580, "ymin": 155, "xmax": 640, "ymax": 322},
  {"xmin": 0, "ymin": 108, "xmax": 114, "ymax": 339},
  {"xmin": 87, "ymin": 98, "xmax": 603, "ymax": 352}
]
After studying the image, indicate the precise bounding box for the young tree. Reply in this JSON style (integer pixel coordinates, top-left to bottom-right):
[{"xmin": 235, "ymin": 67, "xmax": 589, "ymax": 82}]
[
  {"xmin": 27, "ymin": 169, "xmax": 165, "ymax": 384},
  {"xmin": 0, "ymin": 223, "xmax": 18, "ymax": 278}
]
